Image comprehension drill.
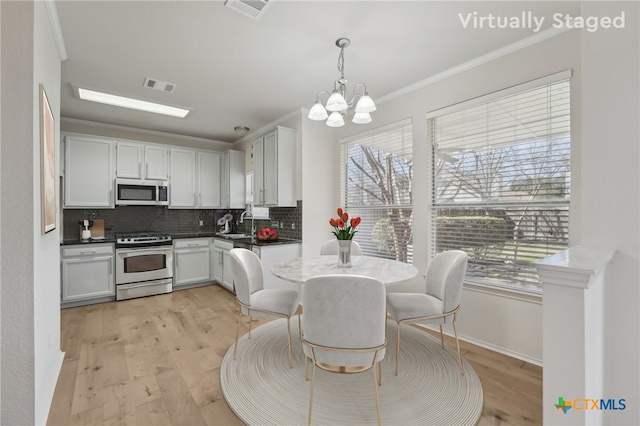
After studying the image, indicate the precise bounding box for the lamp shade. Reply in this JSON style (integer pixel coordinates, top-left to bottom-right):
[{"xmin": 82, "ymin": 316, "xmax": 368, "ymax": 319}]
[
  {"xmin": 326, "ymin": 91, "xmax": 348, "ymax": 112},
  {"xmin": 354, "ymin": 95, "xmax": 376, "ymax": 113},
  {"xmin": 326, "ymin": 111, "xmax": 345, "ymax": 127},
  {"xmin": 352, "ymin": 112, "xmax": 372, "ymax": 124},
  {"xmin": 308, "ymin": 102, "xmax": 328, "ymax": 120}
]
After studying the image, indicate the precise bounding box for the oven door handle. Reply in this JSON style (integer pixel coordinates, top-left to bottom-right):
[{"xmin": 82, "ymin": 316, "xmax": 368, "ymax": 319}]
[{"xmin": 117, "ymin": 246, "xmax": 173, "ymax": 256}]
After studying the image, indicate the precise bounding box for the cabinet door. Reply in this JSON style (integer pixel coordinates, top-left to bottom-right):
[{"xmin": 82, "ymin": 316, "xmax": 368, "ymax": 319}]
[
  {"xmin": 145, "ymin": 145, "xmax": 168, "ymax": 180},
  {"xmin": 197, "ymin": 152, "xmax": 221, "ymax": 208},
  {"xmin": 212, "ymin": 248, "xmax": 223, "ymax": 282},
  {"xmin": 253, "ymin": 138, "xmax": 265, "ymax": 205},
  {"xmin": 61, "ymin": 255, "xmax": 114, "ymax": 301},
  {"xmin": 222, "ymin": 250, "xmax": 233, "ymax": 290},
  {"xmin": 64, "ymin": 136, "xmax": 115, "ymax": 208},
  {"xmin": 116, "ymin": 142, "xmax": 143, "ymax": 178},
  {"xmin": 227, "ymin": 150, "xmax": 246, "ymax": 208},
  {"xmin": 262, "ymin": 131, "xmax": 278, "ymax": 205},
  {"xmin": 174, "ymin": 248, "xmax": 211, "ymax": 287},
  {"xmin": 220, "ymin": 152, "xmax": 230, "ymax": 208},
  {"xmin": 170, "ymin": 149, "xmax": 196, "ymax": 207}
]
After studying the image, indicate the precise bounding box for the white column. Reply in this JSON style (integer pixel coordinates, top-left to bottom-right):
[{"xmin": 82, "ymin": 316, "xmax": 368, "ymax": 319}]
[{"xmin": 534, "ymin": 246, "xmax": 614, "ymax": 425}]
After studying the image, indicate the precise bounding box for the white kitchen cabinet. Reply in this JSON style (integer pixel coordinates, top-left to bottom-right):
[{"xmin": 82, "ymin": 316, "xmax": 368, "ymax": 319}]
[
  {"xmin": 169, "ymin": 148, "xmax": 197, "ymax": 207},
  {"xmin": 116, "ymin": 142, "xmax": 143, "ymax": 178},
  {"xmin": 116, "ymin": 142, "xmax": 169, "ymax": 180},
  {"xmin": 251, "ymin": 242, "xmax": 301, "ymax": 291},
  {"xmin": 197, "ymin": 151, "xmax": 222, "ymax": 208},
  {"xmin": 144, "ymin": 145, "xmax": 169, "ymax": 180},
  {"xmin": 221, "ymin": 150, "xmax": 245, "ymax": 209},
  {"xmin": 61, "ymin": 243, "xmax": 115, "ymax": 306},
  {"xmin": 63, "ymin": 134, "xmax": 115, "ymax": 208},
  {"xmin": 170, "ymin": 149, "xmax": 222, "ymax": 209},
  {"xmin": 252, "ymin": 126, "xmax": 296, "ymax": 207},
  {"xmin": 173, "ymin": 239, "xmax": 211, "ymax": 287},
  {"xmin": 212, "ymin": 238, "xmax": 234, "ymax": 292}
]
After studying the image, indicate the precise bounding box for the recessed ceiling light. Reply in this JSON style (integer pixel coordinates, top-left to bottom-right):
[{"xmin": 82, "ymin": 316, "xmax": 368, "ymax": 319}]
[{"xmin": 73, "ymin": 86, "xmax": 191, "ymax": 118}]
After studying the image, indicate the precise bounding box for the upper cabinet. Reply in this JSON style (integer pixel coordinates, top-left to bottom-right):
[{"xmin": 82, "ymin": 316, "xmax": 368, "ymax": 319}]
[
  {"xmin": 197, "ymin": 151, "xmax": 222, "ymax": 208},
  {"xmin": 221, "ymin": 150, "xmax": 245, "ymax": 209},
  {"xmin": 169, "ymin": 149, "xmax": 222, "ymax": 209},
  {"xmin": 116, "ymin": 141, "xmax": 168, "ymax": 180},
  {"xmin": 169, "ymin": 148, "xmax": 197, "ymax": 208},
  {"xmin": 63, "ymin": 134, "xmax": 115, "ymax": 208},
  {"xmin": 252, "ymin": 126, "xmax": 296, "ymax": 207}
]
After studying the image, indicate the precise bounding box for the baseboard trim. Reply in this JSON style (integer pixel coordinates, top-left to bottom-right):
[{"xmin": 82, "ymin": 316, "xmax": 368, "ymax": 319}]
[
  {"xmin": 38, "ymin": 350, "xmax": 65, "ymax": 426},
  {"xmin": 417, "ymin": 324, "xmax": 543, "ymax": 367}
]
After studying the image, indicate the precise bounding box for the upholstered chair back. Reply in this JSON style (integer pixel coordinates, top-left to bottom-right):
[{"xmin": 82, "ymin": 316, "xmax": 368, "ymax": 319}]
[
  {"xmin": 302, "ymin": 275, "xmax": 386, "ymax": 367},
  {"xmin": 230, "ymin": 248, "xmax": 264, "ymax": 311},
  {"xmin": 319, "ymin": 239, "xmax": 362, "ymax": 256},
  {"xmin": 425, "ymin": 250, "xmax": 468, "ymax": 323}
]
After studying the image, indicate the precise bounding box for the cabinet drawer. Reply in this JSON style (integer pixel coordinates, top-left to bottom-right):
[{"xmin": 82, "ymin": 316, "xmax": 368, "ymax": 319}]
[
  {"xmin": 62, "ymin": 244, "xmax": 114, "ymax": 258},
  {"xmin": 213, "ymin": 239, "xmax": 234, "ymax": 250},
  {"xmin": 174, "ymin": 238, "xmax": 209, "ymax": 249}
]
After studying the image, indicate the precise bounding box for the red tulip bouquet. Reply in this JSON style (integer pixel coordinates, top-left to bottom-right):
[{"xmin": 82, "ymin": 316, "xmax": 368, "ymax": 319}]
[{"xmin": 329, "ymin": 208, "xmax": 361, "ymax": 240}]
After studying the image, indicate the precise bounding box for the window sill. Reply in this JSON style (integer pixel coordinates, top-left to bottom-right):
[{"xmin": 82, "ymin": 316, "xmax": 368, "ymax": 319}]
[{"xmin": 463, "ymin": 280, "xmax": 542, "ymax": 304}]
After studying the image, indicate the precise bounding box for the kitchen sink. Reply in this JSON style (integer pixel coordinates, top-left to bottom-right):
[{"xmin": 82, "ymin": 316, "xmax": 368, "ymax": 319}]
[{"xmin": 218, "ymin": 233, "xmax": 252, "ymax": 239}]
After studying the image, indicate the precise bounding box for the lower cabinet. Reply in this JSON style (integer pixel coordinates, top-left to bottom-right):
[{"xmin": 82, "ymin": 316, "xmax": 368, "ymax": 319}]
[
  {"xmin": 212, "ymin": 239, "xmax": 234, "ymax": 292},
  {"xmin": 61, "ymin": 243, "xmax": 115, "ymax": 307},
  {"xmin": 173, "ymin": 238, "xmax": 211, "ymax": 288},
  {"xmin": 251, "ymin": 243, "xmax": 301, "ymax": 291}
]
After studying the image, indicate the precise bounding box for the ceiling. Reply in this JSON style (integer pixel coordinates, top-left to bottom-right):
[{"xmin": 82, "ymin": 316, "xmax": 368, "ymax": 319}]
[{"xmin": 56, "ymin": 1, "xmax": 580, "ymax": 144}]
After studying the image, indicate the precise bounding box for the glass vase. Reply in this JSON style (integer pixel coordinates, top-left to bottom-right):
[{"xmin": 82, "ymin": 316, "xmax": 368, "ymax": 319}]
[{"xmin": 337, "ymin": 239, "xmax": 352, "ymax": 268}]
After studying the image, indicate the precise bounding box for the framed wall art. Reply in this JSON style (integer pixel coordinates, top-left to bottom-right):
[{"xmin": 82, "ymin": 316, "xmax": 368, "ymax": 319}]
[{"xmin": 40, "ymin": 83, "xmax": 56, "ymax": 234}]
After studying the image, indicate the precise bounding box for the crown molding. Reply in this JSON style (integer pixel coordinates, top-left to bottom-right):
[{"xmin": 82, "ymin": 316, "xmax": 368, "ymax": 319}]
[{"xmin": 44, "ymin": 0, "xmax": 68, "ymax": 61}]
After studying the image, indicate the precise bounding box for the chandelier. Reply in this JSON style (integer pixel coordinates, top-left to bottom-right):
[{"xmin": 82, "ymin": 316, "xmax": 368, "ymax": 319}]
[{"xmin": 307, "ymin": 38, "xmax": 376, "ymax": 127}]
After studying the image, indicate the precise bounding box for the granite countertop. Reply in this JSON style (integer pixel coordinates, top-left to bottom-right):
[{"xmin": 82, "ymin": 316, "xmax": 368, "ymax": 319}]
[
  {"xmin": 61, "ymin": 233, "xmax": 301, "ymax": 247},
  {"xmin": 61, "ymin": 237, "xmax": 116, "ymax": 246}
]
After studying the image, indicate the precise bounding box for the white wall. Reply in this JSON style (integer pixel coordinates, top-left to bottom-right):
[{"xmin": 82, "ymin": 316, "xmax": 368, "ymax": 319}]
[
  {"xmin": 33, "ymin": 2, "xmax": 65, "ymax": 424},
  {"xmin": 580, "ymin": 2, "xmax": 639, "ymax": 423},
  {"xmin": 1, "ymin": 1, "xmax": 65, "ymax": 424},
  {"xmin": 1, "ymin": 2, "xmax": 36, "ymax": 423}
]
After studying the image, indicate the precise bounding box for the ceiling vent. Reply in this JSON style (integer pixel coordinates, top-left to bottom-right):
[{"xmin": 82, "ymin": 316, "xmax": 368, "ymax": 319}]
[
  {"xmin": 143, "ymin": 77, "xmax": 177, "ymax": 93},
  {"xmin": 224, "ymin": 0, "xmax": 272, "ymax": 20}
]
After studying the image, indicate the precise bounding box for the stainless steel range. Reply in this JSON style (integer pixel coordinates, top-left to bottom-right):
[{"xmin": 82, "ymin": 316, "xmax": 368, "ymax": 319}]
[{"xmin": 115, "ymin": 232, "xmax": 173, "ymax": 301}]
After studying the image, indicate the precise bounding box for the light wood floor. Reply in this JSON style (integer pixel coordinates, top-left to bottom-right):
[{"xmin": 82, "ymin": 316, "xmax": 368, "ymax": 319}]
[{"xmin": 48, "ymin": 284, "xmax": 542, "ymax": 425}]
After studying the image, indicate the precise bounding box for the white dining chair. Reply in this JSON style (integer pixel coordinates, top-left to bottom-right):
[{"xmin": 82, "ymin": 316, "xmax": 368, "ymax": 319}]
[
  {"xmin": 319, "ymin": 239, "xmax": 362, "ymax": 255},
  {"xmin": 386, "ymin": 250, "xmax": 469, "ymax": 375},
  {"xmin": 301, "ymin": 274, "xmax": 387, "ymax": 426},
  {"xmin": 229, "ymin": 248, "xmax": 300, "ymax": 368}
]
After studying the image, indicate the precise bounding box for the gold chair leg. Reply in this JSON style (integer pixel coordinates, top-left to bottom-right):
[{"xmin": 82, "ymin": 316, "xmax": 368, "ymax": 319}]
[
  {"xmin": 298, "ymin": 306, "xmax": 302, "ymax": 340},
  {"xmin": 452, "ymin": 318, "xmax": 464, "ymax": 375},
  {"xmin": 248, "ymin": 315, "xmax": 253, "ymax": 339},
  {"xmin": 286, "ymin": 317, "xmax": 293, "ymax": 368},
  {"xmin": 233, "ymin": 310, "xmax": 243, "ymax": 360},
  {"xmin": 372, "ymin": 363, "xmax": 382, "ymax": 426},
  {"xmin": 378, "ymin": 361, "xmax": 382, "ymax": 386},
  {"xmin": 308, "ymin": 363, "xmax": 316, "ymax": 426},
  {"xmin": 439, "ymin": 324, "xmax": 445, "ymax": 349},
  {"xmin": 305, "ymin": 357, "xmax": 309, "ymax": 381},
  {"xmin": 395, "ymin": 322, "xmax": 401, "ymax": 376}
]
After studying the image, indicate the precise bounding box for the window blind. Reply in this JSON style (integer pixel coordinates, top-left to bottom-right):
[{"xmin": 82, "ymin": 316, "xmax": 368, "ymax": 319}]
[
  {"xmin": 340, "ymin": 119, "xmax": 413, "ymax": 263},
  {"xmin": 430, "ymin": 78, "xmax": 570, "ymax": 291}
]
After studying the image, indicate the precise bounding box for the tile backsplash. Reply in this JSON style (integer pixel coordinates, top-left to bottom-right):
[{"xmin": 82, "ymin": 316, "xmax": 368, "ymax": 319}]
[{"xmin": 63, "ymin": 200, "xmax": 303, "ymax": 240}]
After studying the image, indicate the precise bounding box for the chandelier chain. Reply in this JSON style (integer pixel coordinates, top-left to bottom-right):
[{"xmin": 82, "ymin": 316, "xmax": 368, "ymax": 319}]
[{"xmin": 337, "ymin": 47, "xmax": 345, "ymax": 80}]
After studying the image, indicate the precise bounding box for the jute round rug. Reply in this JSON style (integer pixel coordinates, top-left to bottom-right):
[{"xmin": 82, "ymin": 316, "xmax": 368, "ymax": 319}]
[{"xmin": 221, "ymin": 319, "xmax": 483, "ymax": 425}]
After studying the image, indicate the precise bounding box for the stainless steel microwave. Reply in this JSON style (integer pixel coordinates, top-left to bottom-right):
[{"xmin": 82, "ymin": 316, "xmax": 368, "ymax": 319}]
[{"xmin": 115, "ymin": 178, "xmax": 169, "ymax": 206}]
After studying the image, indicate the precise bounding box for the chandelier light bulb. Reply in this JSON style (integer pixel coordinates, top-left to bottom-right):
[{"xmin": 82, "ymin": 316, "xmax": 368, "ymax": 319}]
[
  {"xmin": 352, "ymin": 112, "xmax": 372, "ymax": 124},
  {"xmin": 354, "ymin": 95, "xmax": 377, "ymax": 113},
  {"xmin": 308, "ymin": 102, "xmax": 328, "ymax": 120},
  {"xmin": 326, "ymin": 90, "xmax": 348, "ymax": 112},
  {"xmin": 326, "ymin": 111, "xmax": 345, "ymax": 127}
]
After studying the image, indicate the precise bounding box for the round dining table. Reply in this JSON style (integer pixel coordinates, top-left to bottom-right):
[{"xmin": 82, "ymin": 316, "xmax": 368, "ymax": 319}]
[{"xmin": 271, "ymin": 255, "xmax": 419, "ymax": 287}]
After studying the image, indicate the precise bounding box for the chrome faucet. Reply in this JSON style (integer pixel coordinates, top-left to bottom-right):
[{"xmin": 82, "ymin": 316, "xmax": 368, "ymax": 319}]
[{"xmin": 239, "ymin": 211, "xmax": 255, "ymax": 236}]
